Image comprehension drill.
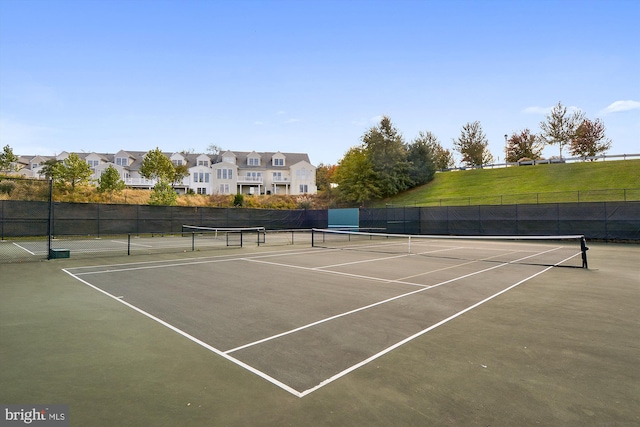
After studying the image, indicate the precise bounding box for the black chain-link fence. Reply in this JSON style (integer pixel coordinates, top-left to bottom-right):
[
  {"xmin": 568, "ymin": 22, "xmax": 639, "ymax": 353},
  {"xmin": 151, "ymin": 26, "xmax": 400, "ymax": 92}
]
[
  {"xmin": 387, "ymin": 188, "xmax": 640, "ymax": 207},
  {"xmin": 1, "ymin": 184, "xmax": 638, "ymax": 263},
  {"xmin": 361, "ymin": 202, "xmax": 640, "ymax": 241},
  {"xmin": 0, "ymin": 196, "xmax": 328, "ymax": 263}
]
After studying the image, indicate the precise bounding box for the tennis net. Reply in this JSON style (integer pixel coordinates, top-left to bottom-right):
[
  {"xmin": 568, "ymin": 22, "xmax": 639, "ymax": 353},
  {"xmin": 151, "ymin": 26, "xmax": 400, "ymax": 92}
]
[
  {"xmin": 181, "ymin": 225, "xmax": 266, "ymax": 247},
  {"xmin": 311, "ymin": 228, "xmax": 589, "ymax": 268}
]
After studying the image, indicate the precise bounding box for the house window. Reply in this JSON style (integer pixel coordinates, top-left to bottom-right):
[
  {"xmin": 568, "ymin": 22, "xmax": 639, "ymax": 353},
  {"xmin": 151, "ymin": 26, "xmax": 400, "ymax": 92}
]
[
  {"xmin": 216, "ymin": 169, "xmax": 233, "ymax": 179},
  {"xmin": 194, "ymin": 172, "xmax": 210, "ymax": 183},
  {"xmin": 299, "ymin": 184, "xmax": 308, "ymax": 193},
  {"xmin": 273, "ymin": 172, "xmax": 282, "ymax": 181},
  {"xmin": 219, "ymin": 184, "xmax": 230, "ymax": 194},
  {"xmin": 87, "ymin": 160, "xmax": 99, "ymax": 168},
  {"xmin": 32, "ymin": 163, "xmax": 39, "ymax": 169},
  {"xmin": 296, "ymin": 169, "xmax": 311, "ymax": 180},
  {"xmin": 248, "ymin": 157, "xmax": 260, "ymax": 166},
  {"xmin": 273, "ymin": 158, "xmax": 284, "ymax": 166},
  {"xmin": 116, "ymin": 157, "xmax": 128, "ymax": 166},
  {"xmin": 198, "ymin": 160, "xmax": 209, "ymax": 167},
  {"xmin": 172, "ymin": 159, "xmax": 183, "ymax": 166},
  {"xmin": 246, "ymin": 171, "xmax": 261, "ymax": 182},
  {"xmin": 197, "ymin": 188, "xmax": 207, "ymax": 195}
]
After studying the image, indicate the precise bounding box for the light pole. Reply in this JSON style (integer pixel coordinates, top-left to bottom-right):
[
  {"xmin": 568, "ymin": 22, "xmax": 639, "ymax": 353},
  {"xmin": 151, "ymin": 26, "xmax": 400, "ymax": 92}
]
[{"xmin": 504, "ymin": 134, "xmax": 508, "ymax": 166}]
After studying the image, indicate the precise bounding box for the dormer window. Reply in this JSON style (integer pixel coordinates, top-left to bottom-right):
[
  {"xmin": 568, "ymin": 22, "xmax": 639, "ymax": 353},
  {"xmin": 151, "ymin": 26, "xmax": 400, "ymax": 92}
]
[
  {"xmin": 273, "ymin": 158, "xmax": 284, "ymax": 166},
  {"xmin": 248, "ymin": 157, "xmax": 260, "ymax": 166},
  {"xmin": 172, "ymin": 159, "xmax": 183, "ymax": 166},
  {"xmin": 116, "ymin": 157, "xmax": 128, "ymax": 166}
]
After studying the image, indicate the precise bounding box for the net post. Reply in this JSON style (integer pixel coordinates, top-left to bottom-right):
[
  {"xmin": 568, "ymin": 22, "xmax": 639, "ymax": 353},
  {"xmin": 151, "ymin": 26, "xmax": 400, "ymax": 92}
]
[
  {"xmin": 127, "ymin": 234, "xmax": 131, "ymax": 256},
  {"xmin": 311, "ymin": 229, "xmax": 315, "ymax": 247},
  {"xmin": 192, "ymin": 232, "xmax": 195, "ymax": 251},
  {"xmin": 47, "ymin": 178, "xmax": 53, "ymax": 260},
  {"xmin": 581, "ymin": 237, "xmax": 589, "ymax": 269},
  {"xmin": 408, "ymin": 235, "xmax": 411, "ymax": 254}
]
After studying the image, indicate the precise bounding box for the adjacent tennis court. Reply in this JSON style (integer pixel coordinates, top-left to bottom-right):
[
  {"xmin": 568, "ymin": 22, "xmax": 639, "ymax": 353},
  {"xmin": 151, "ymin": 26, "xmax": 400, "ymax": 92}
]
[{"xmin": 62, "ymin": 230, "xmax": 590, "ymax": 396}]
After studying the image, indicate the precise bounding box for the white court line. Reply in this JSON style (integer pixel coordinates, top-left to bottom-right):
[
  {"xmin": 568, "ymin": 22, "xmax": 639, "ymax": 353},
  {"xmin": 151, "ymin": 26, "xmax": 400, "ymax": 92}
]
[
  {"xmin": 62, "ymin": 244, "xmax": 579, "ymax": 398},
  {"xmin": 396, "ymin": 248, "xmax": 527, "ymax": 281},
  {"xmin": 244, "ymin": 257, "xmax": 427, "ymax": 288},
  {"xmin": 110, "ymin": 239, "xmax": 154, "ymax": 248},
  {"xmin": 68, "ymin": 247, "xmax": 324, "ymax": 275},
  {"xmin": 62, "ymin": 268, "xmax": 302, "ymax": 397},
  {"xmin": 298, "ymin": 263, "xmax": 559, "ymax": 397},
  {"xmin": 230, "ymin": 245, "xmax": 569, "ymax": 356},
  {"xmin": 225, "ymin": 260, "xmax": 511, "ymax": 354},
  {"xmin": 12, "ymin": 242, "xmax": 36, "ymax": 255}
]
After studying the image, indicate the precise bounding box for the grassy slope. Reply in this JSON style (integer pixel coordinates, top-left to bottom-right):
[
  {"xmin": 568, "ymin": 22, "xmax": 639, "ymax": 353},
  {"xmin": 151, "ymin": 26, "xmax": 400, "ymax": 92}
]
[{"xmin": 379, "ymin": 159, "xmax": 640, "ymax": 206}]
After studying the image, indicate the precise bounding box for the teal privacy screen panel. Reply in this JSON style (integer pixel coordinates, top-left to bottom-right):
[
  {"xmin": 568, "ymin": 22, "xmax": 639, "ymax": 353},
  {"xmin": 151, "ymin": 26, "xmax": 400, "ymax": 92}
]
[{"xmin": 328, "ymin": 208, "xmax": 359, "ymax": 230}]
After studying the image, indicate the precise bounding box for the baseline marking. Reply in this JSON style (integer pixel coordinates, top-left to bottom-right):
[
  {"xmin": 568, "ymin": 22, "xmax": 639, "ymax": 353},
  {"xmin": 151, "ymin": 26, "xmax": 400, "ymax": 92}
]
[
  {"xmin": 12, "ymin": 242, "xmax": 36, "ymax": 255},
  {"xmin": 62, "ymin": 268, "xmax": 302, "ymax": 397},
  {"xmin": 298, "ymin": 264, "xmax": 556, "ymax": 397},
  {"xmin": 61, "ymin": 245, "xmax": 579, "ymax": 398}
]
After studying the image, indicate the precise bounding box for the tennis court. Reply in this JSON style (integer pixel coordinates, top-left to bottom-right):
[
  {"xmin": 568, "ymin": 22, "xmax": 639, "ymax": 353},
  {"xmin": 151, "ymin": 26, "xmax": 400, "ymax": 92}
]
[
  {"xmin": 61, "ymin": 231, "xmax": 590, "ymax": 396},
  {"xmin": 0, "ymin": 227, "xmax": 272, "ymax": 262},
  {"xmin": 2, "ymin": 229, "xmax": 638, "ymax": 426}
]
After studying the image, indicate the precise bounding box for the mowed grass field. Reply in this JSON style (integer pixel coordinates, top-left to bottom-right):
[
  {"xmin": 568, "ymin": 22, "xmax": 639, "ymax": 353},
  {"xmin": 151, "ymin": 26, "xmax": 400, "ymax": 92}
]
[{"xmin": 379, "ymin": 159, "xmax": 640, "ymax": 206}]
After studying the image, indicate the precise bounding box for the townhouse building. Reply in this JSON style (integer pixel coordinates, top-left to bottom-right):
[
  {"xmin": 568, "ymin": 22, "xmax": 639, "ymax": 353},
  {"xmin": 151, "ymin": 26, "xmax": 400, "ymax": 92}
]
[{"xmin": 16, "ymin": 149, "xmax": 317, "ymax": 196}]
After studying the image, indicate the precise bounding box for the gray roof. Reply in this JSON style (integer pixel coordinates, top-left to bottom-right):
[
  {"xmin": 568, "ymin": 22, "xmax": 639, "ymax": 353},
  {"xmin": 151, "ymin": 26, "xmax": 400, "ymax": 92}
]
[{"xmin": 17, "ymin": 150, "xmax": 314, "ymax": 170}]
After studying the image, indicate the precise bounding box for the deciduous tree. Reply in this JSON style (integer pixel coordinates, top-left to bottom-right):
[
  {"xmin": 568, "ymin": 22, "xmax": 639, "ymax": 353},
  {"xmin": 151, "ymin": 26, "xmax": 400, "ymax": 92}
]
[
  {"xmin": 539, "ymin": 101, "xmax": 585, "ymax": 158},
  {"xmin": 453, "ymin": 121, "xmax": 494, "ymax": 167},
  {"xmin": 97, "ymin": 165, "xmax": 125, "ymax": 194},
  {"xmin": 434, "ymin": 145, "xmax": 455, "ymax": 170},
  {"xmin": 172, "ymin": 163, "xmax": 190, "ymax": 186},
  {"xmin": 139, "ymin": 148, "xmax": 175, "ymax": 182},
  {"xmin": 140, "ymin": 148, "xmax": 179, "ymax": 206},
  {"xmin": 506, "ymin": 129, "xmax": 544, "ymax": 162},
  {"xmin": 569, "ymin": 118, "xmax": 612, "ymax": 159},
  {"xmin": 334, "ymin": 146, "xmax": 379, "ymax": 204},
  {"xmin": 315, "ymin": 163, "xmax": 337, "ymax": 192},
  {"xmin": 57, "ymin": 153, "xmax": 93, "ymax": 192},
  {"xmin": 148, "ymin": 180, "xmax": 178, "ymax": 206}
]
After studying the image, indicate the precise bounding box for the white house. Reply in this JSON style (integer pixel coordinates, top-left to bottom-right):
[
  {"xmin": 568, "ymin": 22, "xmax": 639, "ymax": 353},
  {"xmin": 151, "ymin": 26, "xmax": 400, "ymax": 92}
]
[{"xmin": 14, "ymin": 149, "xmax": 317, "ymax": 196}]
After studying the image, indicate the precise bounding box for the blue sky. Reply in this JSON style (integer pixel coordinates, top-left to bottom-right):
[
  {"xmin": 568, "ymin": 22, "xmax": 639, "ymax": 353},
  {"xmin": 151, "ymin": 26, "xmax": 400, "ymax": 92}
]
[{"xmin": 1, "ymin": 0, "xmax": 639, "ymax": 166}]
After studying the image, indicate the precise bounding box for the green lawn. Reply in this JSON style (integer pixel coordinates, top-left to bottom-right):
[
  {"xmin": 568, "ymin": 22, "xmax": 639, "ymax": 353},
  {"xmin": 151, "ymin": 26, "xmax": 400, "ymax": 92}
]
[{"xmin": 379, "ymin": 159, "xmax": 640, "ymax": 206}]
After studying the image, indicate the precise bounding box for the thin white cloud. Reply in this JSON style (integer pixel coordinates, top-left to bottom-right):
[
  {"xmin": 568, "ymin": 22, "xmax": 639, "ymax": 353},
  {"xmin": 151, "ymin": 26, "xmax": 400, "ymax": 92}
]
[
  {"xmin": 253, "ymin": 121, "xmax": 264, "ymax": 125},
  {"xmin": 600, "ymin": 100, "xmax": 640, "ymax": 114},
  {"xmin": 284, "ymin": 118, "xmax": 300, "ymax": 124},
  {"xmin": 276, "ymin": 110, "xmax": 286, "ymax": 115}
]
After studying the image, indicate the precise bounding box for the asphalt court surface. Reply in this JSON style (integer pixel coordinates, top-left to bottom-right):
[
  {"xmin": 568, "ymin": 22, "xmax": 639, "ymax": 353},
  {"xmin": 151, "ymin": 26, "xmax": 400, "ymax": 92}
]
[{"xmin": 64, "ymin": 243, "xmax": 580, "ymax": 396}]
